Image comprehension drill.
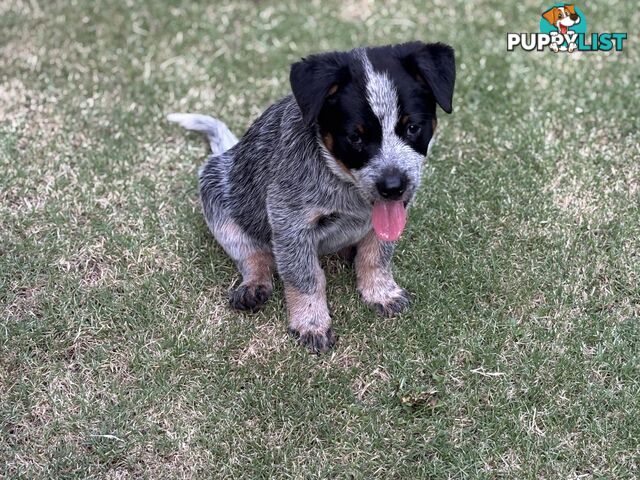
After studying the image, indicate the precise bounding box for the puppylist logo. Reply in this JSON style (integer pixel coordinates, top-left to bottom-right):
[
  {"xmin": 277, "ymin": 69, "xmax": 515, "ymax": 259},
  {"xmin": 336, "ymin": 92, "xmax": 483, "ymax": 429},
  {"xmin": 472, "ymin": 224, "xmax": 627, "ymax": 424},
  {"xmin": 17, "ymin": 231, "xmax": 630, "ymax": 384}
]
[{"xmin": 508, "ymin": 4, "xmax": 627, "ymax": 53}]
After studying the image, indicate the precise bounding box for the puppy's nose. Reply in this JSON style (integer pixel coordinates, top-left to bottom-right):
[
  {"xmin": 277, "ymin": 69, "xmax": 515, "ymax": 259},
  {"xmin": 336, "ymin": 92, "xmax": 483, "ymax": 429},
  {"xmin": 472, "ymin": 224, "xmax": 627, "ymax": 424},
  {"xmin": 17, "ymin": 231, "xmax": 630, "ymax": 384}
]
[
  {"xmin": 376, "ymin": 169, "xmax": 408, "ymax": 200},
  {"xmin": 570, "ymin": 14, "xmax": 578, "ymax": 21}
]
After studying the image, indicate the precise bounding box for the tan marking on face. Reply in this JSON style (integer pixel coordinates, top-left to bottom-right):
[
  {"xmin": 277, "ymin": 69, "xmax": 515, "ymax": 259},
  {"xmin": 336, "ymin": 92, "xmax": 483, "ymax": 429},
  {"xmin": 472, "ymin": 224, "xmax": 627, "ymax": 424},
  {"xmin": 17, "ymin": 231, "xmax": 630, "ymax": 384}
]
[
  {"xmin": 322, "ymin": 132, "xmax": 355, "ymax": 180},
  {"xmin": 355, "ymin": 230, "xmax": 404, "ymax": 304},
  {"xmin": 355, "ymin": 124, "xmax": 365, "ymax": 134},
  {"xmin": 401, "ymin": 115, "xmax": 410, "ymax": 126},
  {"xmin": 322, "ymin": 132, "xmax": 334, "ymax": 152},
  {"xmin": 327, "ymin": 84, "xmax": 339, "ymax": 96},
  {"xmin": 335, "ymin": 158, "xmax": 355, "ymax": 178}
]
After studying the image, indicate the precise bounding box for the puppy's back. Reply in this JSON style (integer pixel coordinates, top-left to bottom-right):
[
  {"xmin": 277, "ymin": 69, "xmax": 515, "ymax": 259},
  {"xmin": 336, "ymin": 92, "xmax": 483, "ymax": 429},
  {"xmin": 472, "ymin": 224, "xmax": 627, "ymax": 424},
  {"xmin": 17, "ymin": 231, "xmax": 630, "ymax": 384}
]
[{"xmin": 207, "ymin": 96, "xmax": 299, "ymax": 244}]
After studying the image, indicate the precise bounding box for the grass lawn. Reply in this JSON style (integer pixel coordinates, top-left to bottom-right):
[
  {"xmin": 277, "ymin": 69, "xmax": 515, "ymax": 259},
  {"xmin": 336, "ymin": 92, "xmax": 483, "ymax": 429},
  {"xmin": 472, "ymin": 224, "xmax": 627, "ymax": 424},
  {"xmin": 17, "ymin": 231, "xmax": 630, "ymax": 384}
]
[{"xmin": 1, "ymin": 0, "xmax": 639, "ymax": 477}]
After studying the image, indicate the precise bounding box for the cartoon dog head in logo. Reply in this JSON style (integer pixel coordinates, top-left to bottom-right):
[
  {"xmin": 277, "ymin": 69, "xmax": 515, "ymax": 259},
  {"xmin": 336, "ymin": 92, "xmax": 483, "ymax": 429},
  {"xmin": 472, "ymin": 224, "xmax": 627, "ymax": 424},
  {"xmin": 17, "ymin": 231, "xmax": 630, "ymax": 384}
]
[
  {"xmin": 542, "ymin": 4, "xmax": 582, "ymax": 52},
  {"xmin": 542, "ymin": 4, "xmax": 581, "ymax": 35}
]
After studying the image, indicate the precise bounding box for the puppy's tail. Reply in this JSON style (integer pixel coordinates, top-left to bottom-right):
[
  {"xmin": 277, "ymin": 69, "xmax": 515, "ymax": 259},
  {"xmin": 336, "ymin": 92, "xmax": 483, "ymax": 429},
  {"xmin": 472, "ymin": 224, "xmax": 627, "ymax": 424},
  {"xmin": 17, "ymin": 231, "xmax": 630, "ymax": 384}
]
[{"xmin": 167, "ymin": 113, "xmax": 239, "ymax": 155}]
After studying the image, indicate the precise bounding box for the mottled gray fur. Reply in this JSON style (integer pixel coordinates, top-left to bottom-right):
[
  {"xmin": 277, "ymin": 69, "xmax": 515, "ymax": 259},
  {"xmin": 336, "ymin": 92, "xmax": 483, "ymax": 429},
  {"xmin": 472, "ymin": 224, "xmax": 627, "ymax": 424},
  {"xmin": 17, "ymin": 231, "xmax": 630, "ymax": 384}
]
[{"xmin": 169, "ymin": 51, "xmax": 422, "ymax": 353}]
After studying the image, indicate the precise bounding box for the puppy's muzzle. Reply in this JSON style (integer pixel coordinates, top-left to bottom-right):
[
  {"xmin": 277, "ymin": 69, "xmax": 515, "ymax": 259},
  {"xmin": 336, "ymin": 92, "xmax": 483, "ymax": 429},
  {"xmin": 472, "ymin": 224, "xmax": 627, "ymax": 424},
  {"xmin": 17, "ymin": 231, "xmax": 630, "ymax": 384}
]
[{"xmin": 376, "ymin": 168, "xmax": 409, "ymax": 201}]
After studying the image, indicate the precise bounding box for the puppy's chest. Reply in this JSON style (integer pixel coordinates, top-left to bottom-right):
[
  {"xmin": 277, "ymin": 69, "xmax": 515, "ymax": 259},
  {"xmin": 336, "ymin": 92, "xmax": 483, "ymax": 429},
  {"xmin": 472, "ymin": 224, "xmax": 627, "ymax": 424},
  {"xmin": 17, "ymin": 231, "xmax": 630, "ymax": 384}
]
[{"xmin": 314, "ymin": 207, "xmax": 371, "ymax": 255}]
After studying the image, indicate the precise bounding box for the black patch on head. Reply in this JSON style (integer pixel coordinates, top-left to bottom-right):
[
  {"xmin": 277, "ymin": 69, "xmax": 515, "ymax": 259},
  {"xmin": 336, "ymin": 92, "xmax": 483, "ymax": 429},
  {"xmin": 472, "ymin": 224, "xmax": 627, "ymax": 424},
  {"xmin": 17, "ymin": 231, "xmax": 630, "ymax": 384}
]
[
  {"xmin": 290, "ymin": 42, "xmax": 456, "ymax": 168},
  {"xmin": 392, "ymin": 101, "xmax": 436, "ymax": 157},
  {"xmin": 317, "ymin": 75, "xmax": 383, "ymax": 170},
  {"xmin": 290, "ymin": 52, "xmax": 382, "ymax": 170},
  {"xmin": 367, "ymin": 41, "xmax": 456, "ymax": 156},
  {"xmin": 395, "ymin": 42, "xmax": 456, "ymax": 114},
  {"xmin": 290, "ymin": 52, "xmax": 351, "ymax": 126}
]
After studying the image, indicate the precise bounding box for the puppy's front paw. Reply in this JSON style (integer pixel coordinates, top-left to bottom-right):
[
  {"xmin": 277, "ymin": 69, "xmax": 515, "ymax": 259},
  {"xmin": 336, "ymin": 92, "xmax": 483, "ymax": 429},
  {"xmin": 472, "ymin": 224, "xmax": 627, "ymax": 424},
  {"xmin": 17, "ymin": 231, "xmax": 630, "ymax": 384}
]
[
  {"xmin": 284, "ymin": 280, "xmax": 334, "ymax": 353},
  {"xmin": 288, "ymin": 327, "xmax": 337, "ymax": 354},
  {"xmin": 358, "ymin": 275, "xmax": 411, "ymax": 317},
  {"xmin": 229, "ymin": 283, "xmax": 271, "ymax": 312},
  {"xmin": 373, "ymin": 288, "xmax": 411, "ymax": 317}
]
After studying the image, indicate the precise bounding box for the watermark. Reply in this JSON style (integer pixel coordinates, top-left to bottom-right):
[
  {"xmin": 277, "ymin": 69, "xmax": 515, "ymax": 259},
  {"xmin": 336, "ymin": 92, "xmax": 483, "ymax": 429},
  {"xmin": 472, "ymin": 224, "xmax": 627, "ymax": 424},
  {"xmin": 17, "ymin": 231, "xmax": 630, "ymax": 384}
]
[{"xmin": 507, "ymin": 4, "xmax": 627, "ymax": 53}]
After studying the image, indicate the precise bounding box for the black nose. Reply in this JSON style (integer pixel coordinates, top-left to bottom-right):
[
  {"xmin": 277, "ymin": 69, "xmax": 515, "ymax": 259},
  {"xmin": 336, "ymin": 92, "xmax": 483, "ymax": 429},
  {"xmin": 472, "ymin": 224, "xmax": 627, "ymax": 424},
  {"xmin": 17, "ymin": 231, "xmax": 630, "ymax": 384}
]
[
  {"xmin": 376, "ymin": 170, "xmax": 408, "ymax": 200},
  {"xmin": 570, "ymin": 14, "xmax": 578, "ymax": 21}
]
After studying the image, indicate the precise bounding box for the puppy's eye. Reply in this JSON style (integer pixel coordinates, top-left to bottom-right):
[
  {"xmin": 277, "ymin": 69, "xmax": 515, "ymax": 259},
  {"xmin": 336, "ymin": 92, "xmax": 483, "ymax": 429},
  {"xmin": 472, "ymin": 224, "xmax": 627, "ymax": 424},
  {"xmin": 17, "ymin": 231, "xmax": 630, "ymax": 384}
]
[
  {"xmin": 406, "ymin": 124, "xmax": 422, "ymax": 136},
  {"xmin": 347, "ymin": 133, "xmax": 363, "ymax": 145}
]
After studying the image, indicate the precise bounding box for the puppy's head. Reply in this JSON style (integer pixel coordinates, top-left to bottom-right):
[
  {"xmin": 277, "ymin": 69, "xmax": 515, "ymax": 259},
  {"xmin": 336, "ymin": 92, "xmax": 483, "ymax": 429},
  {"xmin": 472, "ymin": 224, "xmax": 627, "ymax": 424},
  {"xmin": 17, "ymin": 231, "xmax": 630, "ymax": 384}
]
[
  {"xmin": 542, "ymin": 5, "xmax": 580, "ymax": 32},
  {"xmin": 290, "ymin": 42, "xmax": 455, "ymax": 241}
]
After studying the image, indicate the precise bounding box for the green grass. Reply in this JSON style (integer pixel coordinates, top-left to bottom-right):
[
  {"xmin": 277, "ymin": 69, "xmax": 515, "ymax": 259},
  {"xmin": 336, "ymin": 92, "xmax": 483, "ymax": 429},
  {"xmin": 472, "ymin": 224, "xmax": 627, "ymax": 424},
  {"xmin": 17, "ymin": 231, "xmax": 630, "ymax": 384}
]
[{"xmin": 1, "ymin": 0, "xmax": 639, "ymax": 477}]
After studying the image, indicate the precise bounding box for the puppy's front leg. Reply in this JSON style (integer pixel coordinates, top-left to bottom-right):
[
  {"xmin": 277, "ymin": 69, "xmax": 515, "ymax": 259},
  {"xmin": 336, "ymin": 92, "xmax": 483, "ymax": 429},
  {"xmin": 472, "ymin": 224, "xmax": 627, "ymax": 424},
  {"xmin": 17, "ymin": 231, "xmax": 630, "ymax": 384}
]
[
  {"xmin": 272, "ymin": 232, "xmax": 336, "ymax": 353},
  {"xmin": 356, "ymin": 230, "xmax": 410, "ymax": 317}
]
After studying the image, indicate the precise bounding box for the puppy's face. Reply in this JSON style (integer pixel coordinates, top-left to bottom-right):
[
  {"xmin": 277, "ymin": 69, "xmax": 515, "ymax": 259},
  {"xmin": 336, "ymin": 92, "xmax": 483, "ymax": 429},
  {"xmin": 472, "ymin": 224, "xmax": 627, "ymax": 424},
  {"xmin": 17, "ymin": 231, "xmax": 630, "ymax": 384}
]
[
  {"xmin": 542, "ymin": 5, "xmax": 580, "ymax": 32},
  {"xmin": 290, "ymin": 42, "xmax": 455, "ymax": 241}
]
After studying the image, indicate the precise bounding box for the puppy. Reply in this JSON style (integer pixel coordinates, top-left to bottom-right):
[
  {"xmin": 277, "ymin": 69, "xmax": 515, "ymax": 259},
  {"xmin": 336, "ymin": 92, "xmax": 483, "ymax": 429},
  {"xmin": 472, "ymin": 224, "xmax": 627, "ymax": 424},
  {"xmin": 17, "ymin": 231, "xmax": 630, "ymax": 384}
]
[
  {"xmin": 542, "ymin": 4, "xmax": 581, "ymax": 52},
  {"xmin": 169, "ymin": 42, "xmax": 455, "ymax": 353}
]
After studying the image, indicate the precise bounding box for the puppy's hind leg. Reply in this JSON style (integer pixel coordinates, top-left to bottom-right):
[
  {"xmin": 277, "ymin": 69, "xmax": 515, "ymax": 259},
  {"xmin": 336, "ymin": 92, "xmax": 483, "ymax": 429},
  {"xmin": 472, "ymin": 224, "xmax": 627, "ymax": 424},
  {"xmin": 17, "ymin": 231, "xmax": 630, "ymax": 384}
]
[
  {"xmin": 170, "ymin": 113, "xmax": 273, "ymax": 311},
  {"xmin": 215, "ymin": 221, "xmax": 275, "ymax": 313}
]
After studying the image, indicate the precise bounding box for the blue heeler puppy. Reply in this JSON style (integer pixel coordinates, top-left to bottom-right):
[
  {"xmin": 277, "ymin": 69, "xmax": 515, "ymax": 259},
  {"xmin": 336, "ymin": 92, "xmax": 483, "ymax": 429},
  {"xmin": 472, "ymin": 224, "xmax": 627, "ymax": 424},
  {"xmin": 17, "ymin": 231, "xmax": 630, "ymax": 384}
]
[{"xmin": 169, "ymin": 42, "xmax": 455, "ymax": 353}]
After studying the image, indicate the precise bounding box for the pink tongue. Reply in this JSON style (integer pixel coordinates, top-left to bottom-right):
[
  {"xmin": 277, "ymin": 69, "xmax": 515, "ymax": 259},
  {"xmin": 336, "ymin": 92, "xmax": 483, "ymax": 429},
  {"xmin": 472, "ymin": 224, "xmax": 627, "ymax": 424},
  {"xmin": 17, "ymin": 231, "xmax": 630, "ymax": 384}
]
[{"xmin": 372, "ymin": 201, "xmax": 407, "ymax": 242}]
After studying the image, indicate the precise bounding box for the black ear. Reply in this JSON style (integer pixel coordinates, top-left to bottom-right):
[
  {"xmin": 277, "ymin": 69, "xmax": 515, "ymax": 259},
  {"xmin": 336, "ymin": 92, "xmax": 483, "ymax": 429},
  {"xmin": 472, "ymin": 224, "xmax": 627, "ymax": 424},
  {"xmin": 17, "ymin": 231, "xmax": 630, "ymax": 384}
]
[
  {"xmin": 290, "ymin": 52, "xmax": 350, "ymax": 126},
  {"xmin": 400, "ymin": 42, "xmax": 456, "ymax": 114}
]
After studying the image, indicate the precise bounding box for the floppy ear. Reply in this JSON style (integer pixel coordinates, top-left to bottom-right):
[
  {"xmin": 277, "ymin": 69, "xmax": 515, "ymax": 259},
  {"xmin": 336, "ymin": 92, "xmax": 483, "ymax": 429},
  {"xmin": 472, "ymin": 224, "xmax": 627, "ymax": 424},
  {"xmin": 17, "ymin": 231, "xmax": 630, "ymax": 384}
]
[
  {"xmin": 565, "ymin": 4, "xmax": 576, "ymax": 15},
  {"xmin": 401, "ymin": 42, "xmax": 456, "ymax": 114},
  {"xmin": 289, "ymin": 52, "xmax": 350, "ymax": 126},
  {"xmin": 542, "ymin": 7, "xmax": 558, "ymax": 25}
]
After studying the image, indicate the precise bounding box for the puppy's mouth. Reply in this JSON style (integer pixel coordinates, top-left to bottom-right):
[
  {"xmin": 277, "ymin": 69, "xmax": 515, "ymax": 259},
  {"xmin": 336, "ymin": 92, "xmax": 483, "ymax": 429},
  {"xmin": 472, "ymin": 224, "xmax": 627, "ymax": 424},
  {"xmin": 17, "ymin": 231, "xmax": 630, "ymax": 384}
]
[
  {"xmin": 559, "ymin": 24, "xmax": 568, "ymax": 34},
  {"xmin": 372, "ymin": 200, "xmax": 407, "ymax": 242}
]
